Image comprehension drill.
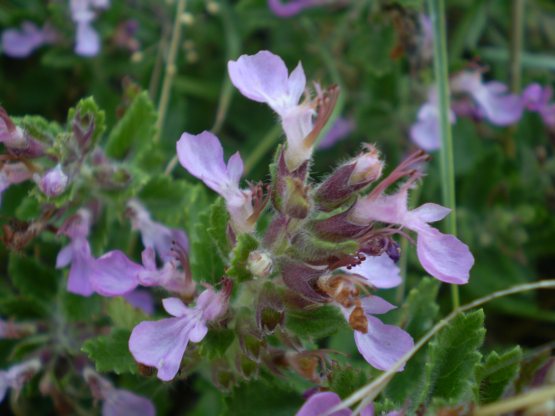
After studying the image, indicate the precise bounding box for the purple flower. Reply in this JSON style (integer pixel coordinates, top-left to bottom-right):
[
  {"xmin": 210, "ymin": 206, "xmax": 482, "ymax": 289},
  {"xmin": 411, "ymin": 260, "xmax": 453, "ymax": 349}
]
[
  {"xmin": 123, "ymin": 289, "xmax": 154, "ymax": 315},
  {"xmin": 127, "ymin": 199, "xmax": 189, "ymax": 261},
  {"xmin": 84, "ymin": 368, "xmax": 155, "ymax": 416},
  {"xmin": 296, "ymin": 391, "xmax": 375, "ymax": 416},
  {"xmin": 268, "ymin": 0, "xmax": 326, "ymax": 18},
  {"xmin": 522, "ymin": 83, "xmax": 555, "ymax": 128},
  {"xmin": 56, "ymin": 209, "xmax": 96, "ymax": 296},
  {"xmin": 0, "ymin": 359, "xmax": 41, "ymax": 403},
  {"xmin": 176, "ymin": 131, "xmax": 255, "ymax": 234},
  {"xmin": 410, "ymin": 88, "xmax": 455, "ymax": 152},
  {"xmin": 317, "ymin": 117, "xmax": 355, "ymax": 150},
  {"xmin": 70, "ymin": 0, "xmax": 110, "ymax": 56},
  {"xmin": 36, "ymin": 164, "xmax": 69, "ymax": 197},
  {"xmin": 0, "ymin": 162, "xmax": 32, "ymax": 206},
  {"xmin": 90, "ymin": 250, "xmax": 143, "ymax": 296},
  {"xmin": 228, "ymin": 51, "xmax": 315, "ymax": 170},
  {"xmin": 350, "ymin": 186, "xmax": 474, "ymax": 284},
  {"xmin": 1, "ymin": 22, "xmax": 56, "ymax": 58},
  {"xmin": 342, "ymin": 253, "xmax": 402, "ymax": 289},
  {"xmin": 450, "ymin": 71, "xmax": 523, "ymax": 126},
  {"xmin": 129, "ymin": 287, "xmax": 229, "ymax": 381}
]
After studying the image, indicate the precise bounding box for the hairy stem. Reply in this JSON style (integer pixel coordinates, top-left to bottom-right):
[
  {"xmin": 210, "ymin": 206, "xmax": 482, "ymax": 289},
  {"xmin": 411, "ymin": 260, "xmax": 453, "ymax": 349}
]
[
  {"xmin": 428, "ymin": 0, "xmax": 460, "ymax": 309},
  {"xmin": 474, "ymin": 384, "xmax": 555, "ymax": 416}
]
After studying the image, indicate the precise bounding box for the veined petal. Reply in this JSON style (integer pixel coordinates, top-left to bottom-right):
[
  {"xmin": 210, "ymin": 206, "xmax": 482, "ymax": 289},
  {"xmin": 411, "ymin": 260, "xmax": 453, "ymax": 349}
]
[
  {"xmin": 129, "ymin": 318, "xmax": 191, "ymax": 381},
  {"xmin": 416, "ymin": 226, "xmax": 474, "ymax": 284},
  {"xmin": 354, "ymin": 316, "xmax": 414, "ymax": 371},
  {"xmin": 296, "ymin": 392, "xmax": 351, "ymax": 416}
]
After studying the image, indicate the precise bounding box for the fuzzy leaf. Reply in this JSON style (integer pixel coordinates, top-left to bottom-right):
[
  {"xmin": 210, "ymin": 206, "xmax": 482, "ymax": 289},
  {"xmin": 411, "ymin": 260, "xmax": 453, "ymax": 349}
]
[
  {"xmin": 106, "ymin": 297, "xmax": 148, "ymax": 330},
  {"xmin": 328, "ymin": 366, "xmax": 369, "ymax": 399},
  {"xmin": 227, "ymin": 234, "xmax": 259, "ymax": 282},
  {"xmin": 105, "ymin": 91, "xmax": 157, "ymax": 160},
  {"xmin": 8, "ymin": 253, "xmax": 57, "ymax": 301},
  {"xmin": 475, "ymin": 347, "xmax": 522, "ymax": 404},
  {"xmin": 286, "ymin": 305, "xmax": 346, "ymax": 339},
  {"xmin": 81, "ymin": 329, "xmax": 138, "ymax": 375},
  {"xmin": 190, "ymin": 198, "xmax": 229, "ymax": 284},
  {"xmin": 67, "ymin": 96, "xmax": 106, "ymax": 148},
  {"xmin": 419, "ymin": 310, "xmax": 486, "ymax": 405}
]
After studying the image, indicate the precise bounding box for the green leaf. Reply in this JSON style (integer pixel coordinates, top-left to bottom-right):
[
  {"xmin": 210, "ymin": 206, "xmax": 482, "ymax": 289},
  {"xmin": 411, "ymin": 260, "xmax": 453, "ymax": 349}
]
[
  {"xmin": 106, "ymin": 297, "xmax": 148, "ymax": 330},
  {"xmin": 199, "ymin": 328, "xmax": 235, "ymax": 359},
  {"xmin": 8, "ymin": 253, "xmax": 57, "ymax": 301},
  {"xmin": 286, "ymin": 305, "xmax": 346, "ymax": 339},
  {"xmin": 63, "ymin": 293, "xmax": 102, "ymax": 322},
  {"xmin": 224, "ymin": 378, "xmax": 302, "ymax": 416},
  {"xmin": 190, "ymin": 198, "xmax": 229, "ymax": 284},
  {"xmin": 82, "ymin": 329, "xmax": 138, "ymax": 375},
  {"xmin": 328, "ymin": 365, "xmax": 369, "ymax": 399},
  {"xmin": 419, "ymin": 310, "xmax": 486, "ymax": 406},
  {"xmin": 105, "ymin": 91, "xmax": 157, "ymax": 160},
  {"xmin": 475, "ymin": 347, "xmax": 522, "ymax": 404},
  {"xmin": 227, "ymin": 234, "xmax": 259, "ymax": 282},
  {"xmin": 67, "ymin": 96, "xmax": 106, "ymax": 149},
  {"xmin": 386, "ymin": 278, "xmax": 440, "ymax": 406}
]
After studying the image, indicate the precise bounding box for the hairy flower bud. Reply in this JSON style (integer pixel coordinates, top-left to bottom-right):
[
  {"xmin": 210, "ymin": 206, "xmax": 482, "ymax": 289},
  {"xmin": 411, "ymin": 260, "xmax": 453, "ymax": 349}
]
[
  {"xmin": 247, "ymin": 250, "xmax": 273, "ymax": 278},
  {"xmin": 349, "ymin": 145, "xmax": 383, "ymax": 185},
  {"xmin": 36, "ymin": 165, "xmax": 68, "ymax": 197},
  {"xmin": 283, "ymin": 176, "xmax": 310, "ymax": 219}
]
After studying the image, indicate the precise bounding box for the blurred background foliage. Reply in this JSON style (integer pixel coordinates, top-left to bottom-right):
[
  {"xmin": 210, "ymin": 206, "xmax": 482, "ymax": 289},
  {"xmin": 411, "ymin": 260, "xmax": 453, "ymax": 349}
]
[{"xmin": 1, "ymin": 0, "xmax": 555, "ymax": 414}]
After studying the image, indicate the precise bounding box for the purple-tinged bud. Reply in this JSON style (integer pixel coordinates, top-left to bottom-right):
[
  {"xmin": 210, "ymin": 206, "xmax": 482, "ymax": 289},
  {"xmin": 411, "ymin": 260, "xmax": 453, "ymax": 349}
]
[
  {"xmin": 314, "ymin": 145, "xmax": 383, "ymax": 211},
  {"xmin": 211, "ymin": 360, "xmax": 236, "ymax": 392},
  {"xmin": 36, "ymin": 164, "xmax": 68, "ymax": 197},
  {"xmin": 280, "ymin": 260, "xmax": 328, "ymax": 302},
  {"xmin": 283, "ymin": 176, "xmax": 311, "ymax": 219},
  {"xmin": 256, "ymin": 283, "xmax": 284, "ymax": 334},
  {"xmin": 349, "ymin": 145, "xmax": 383, "ymax": 185},
  {"xmin": 0, "ymin": 107, "xmax": 27, "ymax": 149},
  {"xmin": 247, "ymin": 250, "xmax": 273, "ymax": 278}
]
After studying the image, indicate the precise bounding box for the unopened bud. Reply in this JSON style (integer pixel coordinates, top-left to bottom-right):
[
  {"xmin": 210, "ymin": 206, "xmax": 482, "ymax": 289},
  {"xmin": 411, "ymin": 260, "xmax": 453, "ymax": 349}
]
[
  {"xmin": 37, "ymin": 164, "xmax": 68, "ymax": 197},
  {"xmin": 349, "ymin": 145, "xmax": 383, "ymax": 185},
  {"xmin": 247, "ymin": 250, "xmax": 273, "ymax": 278},
  {"xmin": 180, "ymin": 13, "xmax": 194, "ymax": 25},
  {"xmin": 283, "ymin": 176, "xmax": 310, "ymax": 219}
]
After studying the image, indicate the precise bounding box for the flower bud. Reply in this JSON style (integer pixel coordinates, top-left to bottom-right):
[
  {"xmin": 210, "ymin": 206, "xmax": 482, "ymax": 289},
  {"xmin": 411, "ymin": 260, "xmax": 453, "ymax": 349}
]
[
  {"xmin": 0, "ymin": 107, "xmax": 27, "ymax": 149},
  {"xmin": 247, "ymin": 250, "xmax": 273, "ymax": 278},
  {"xmin": 37, "ymin": 164, "xmax": 68, "ymax": 197},
  {"xmin": 283, "ymin": 176, "xmax": 310, "ymax": 219},
  {"xmin": 348, "ymin": 145, "xmax": 383, "ymax": 186}
]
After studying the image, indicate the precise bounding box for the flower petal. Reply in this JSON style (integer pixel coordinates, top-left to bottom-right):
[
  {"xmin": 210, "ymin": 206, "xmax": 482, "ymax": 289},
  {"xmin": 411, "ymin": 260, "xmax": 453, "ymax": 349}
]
[
  {"xmin": 162, "ymin": 297, "xmax": 190, "ymax": 317},
  {"xmin": 410, "ymin": 203, "xmax": 451, "ymax": 223},
  {"xmin": 56, "ymin": 244, "xmax": 73, "ymax": 269},
  {"xmin": 102, "ymin": 389, "xmax": 156, "ymax": 416},
  {"xmin": 354, "ymin": 316, "xmax": 414, "ymax": 371},
  {"xmin": 346, "ymin": 253, "xmax": 402, "ymax": 289},
  {"xmin": 296, "ymin": 392, "xmax": 351, "ymax": 416},
  {"xmin": 91, "ymin": 250, "xmax": 142, "ymax": 296},
  {"xmin": 129, "ymin": 318, "xmax": 190, "ymax": 381},
  {"xmin": 360, "ymin": 295, "xmax": 397, "ymax": 315},
  {"xmin": 416, "ymin": 226, "xmax": 474, "ymax": 284},
  {"xmin": 75, "ymin": 21, "xmax": 100, "ymax": 56},
  {"xmin": 67, "ymin": 240, "xmax": 95, "ymax": 297}
]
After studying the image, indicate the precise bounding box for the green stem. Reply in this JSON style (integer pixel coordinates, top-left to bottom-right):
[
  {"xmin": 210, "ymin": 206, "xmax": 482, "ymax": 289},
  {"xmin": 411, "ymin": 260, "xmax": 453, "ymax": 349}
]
[
  {"xmin": 428, "ymin": 0, "xmax": 459, "ymax": 310},
  {"xmin": 326, "ymin": 279, "xmax": 555, "ymax": 415},
  {"xmin": 154, "ymin": 0, "xmax": 187, "ymax": 143},
  {"xmin": 244, "ymin": 125, "xmax": 282, "ymax": 175},
  {"xmin": 510, "ymin": 0, "xmax": 526, "ymax": 93}
]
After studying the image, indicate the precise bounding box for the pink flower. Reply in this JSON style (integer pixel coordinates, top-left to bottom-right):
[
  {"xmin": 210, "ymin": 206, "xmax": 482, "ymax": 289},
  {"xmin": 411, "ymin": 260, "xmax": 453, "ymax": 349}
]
[
  {"xmin": 1, "ymin": 22, "xmax": 56, "ymax": 58},
  {"xmin": 350, "ymin": 187, "xmax": 474, "ymax": 284},
  {"xmin": 342, "ymin": 253, "xmax": 401, "ymax": 289},
  {"xmin": 296, "ymin": 391, "xmax": 375, "ymax": 416},
  {"xmin": 176, "ymin": 131, "xmax": 254, "ymax": 234},
  {"xmin": 450, "ymin": 71, "xmax": 523, "ymax": 126},
  {"xmin": 129, "ymin": 288, "xmax": 229, "ymax": 381},
  {"xmin": 127, "ymin": 199, "xmax": 189, "ymax": 261},
  {"xmin": 36, "ymin": 164, "xmax": 69, "ymax": 197},
  {"xmin": 84, "ymin": 368, "xmax": 155, "ymax": 416},
  {"xmin": 0, "ymin": 359, "xmax": 41, "ymax": 403},
  {"xmin": 228, "ymin": 51, "xmax": 315, "ymax": 170},
  {"xmin": 0, "ymin": 162, "xmax": 32, "ymax": 206},
  {"xmin": 522, "ymin": 83, "xmax": 555, "ymax": 128}
]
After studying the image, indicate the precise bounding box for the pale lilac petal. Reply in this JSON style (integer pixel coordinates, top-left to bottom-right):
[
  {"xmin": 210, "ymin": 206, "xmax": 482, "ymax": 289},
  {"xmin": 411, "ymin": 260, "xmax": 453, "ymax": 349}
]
[
  {"xmin": 351, "ymin": 189, "xmax": 408, "ymax": 226},
  {"xmin": 226, "ymin": 152, "xmax": 244, "ymax": 185},
  {"xmin": 268, "ymin": 0, "xmax": 323, "ymax": 18},
  {"xmin": 141, "ymin": 247, "xmax": 157, "ymax": 271},
  {"xmin": 359, "ymin": 295, "xmax": 397, "ymax": 315},
  {"xmin": 188, "ymin": 321, "xmax": 208, "ymax": 343},
  {"xmin": 228, "ymin": 51, "xmax": 304, "ymax": 115},
  {"xmin": 475, "ymin": 84, "xmax": 523, "ymax": 126},
  {"xmin": 2, "ymin": 22, "xmax": 47, "ymax": 58},
  {"xmin": 123, "ymin": 290, "xmax": 154, "ymax": 315},
  {"xmin": 410, "ymin": 203, "xmax": 451, "ymax": 223},
  {"xmin": 91, "ymin": 250, "xmax": 142, "ymax": 296},
  {"xmin": 129, "ymin": 318, "xmax": 190, "ymax": 381},
  {"xmin": 56, "ymin": 244, "xmax": 73, "ymax": 269},
  {"xmin": 522, "ymin": 83, "xmax": 546, "ymax": 111},
  {"xmin": 296, "ymin": 392, "xmax": 351, "ymax": 416},
  {"xmin": 162, "ymin": 297, "xmax": 189, "ymax": 317},
  {"xmin": 67, "ymin": 239, "xmax": 95, "ymax": 296},
  {"xmin": 75, "ymin": 21, "xmax": 100, "ymax": 56},
  {"xmin": 102, "ymin": 389, "xmax": 155, "ymax": 416},
  {"xmin": 0, "ymin": 374, "xmax": 7, "ymax": 403},
  {"xmin": 410, "ymin": 110, "xmax": 441, "ymax": 151},
  {"xmin": 196, "ymin": 288, "xmax": 225, "ymax": 321},
  {"xmin": 354, "ymin": 316, "xmax": 414, "ymax": 371},
  {"xmin": 345, "ymin": 253, "xmax": 401, "ymax": 289},
  {"xmin": 416, "ymin": 226, "xmax": 474, "ymax": 284},
  {"xmin": 360, "ymin": 404, "xmax": 375, "ymax": 416},
  {"xmin": 176, "ymin": 131, "xmax": 240, "ymax": 199}
]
